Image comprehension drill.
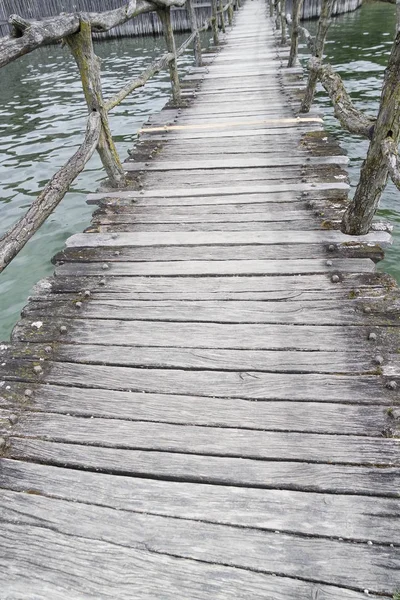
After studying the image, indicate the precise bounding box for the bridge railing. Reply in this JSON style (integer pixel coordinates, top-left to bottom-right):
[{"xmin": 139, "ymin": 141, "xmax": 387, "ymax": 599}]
[
  {"xmin": 0, "ymin": 0, "xmax": 238, "ymax": 273},
  {"xmin": 270, "ymin": 0, "xmax": 400, "ymax": 236}
]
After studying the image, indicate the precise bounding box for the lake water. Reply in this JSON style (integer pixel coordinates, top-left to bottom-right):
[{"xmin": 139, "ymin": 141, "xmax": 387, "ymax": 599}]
[{"xmin": 0, "ymin": 3, "xmax": 398, "ymax": 339}]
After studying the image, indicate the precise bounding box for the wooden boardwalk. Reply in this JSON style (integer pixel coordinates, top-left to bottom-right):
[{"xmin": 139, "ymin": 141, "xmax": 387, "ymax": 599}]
[{"xmin": 1, "ymin": 1, "xmax": 400, "ymax": 597}]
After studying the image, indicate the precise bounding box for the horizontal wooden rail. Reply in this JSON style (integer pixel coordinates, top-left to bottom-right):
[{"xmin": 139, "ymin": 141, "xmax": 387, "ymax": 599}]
[{"xmin": 0, "ymin": 112, "xmax": 101, "ymax": 272}]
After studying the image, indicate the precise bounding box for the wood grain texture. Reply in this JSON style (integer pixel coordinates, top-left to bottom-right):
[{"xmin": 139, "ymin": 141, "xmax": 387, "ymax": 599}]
[
  {"xmin": 7, "ymin": 438, "xmax": 400, "ymax": 497},
  {"xmin": 11, "ymin": 319, "xmax": 393, "ymax": 353},
  {"xmin": 0, "ymin": 383, "xmax": 393, "ymax": 435},
  {"xmin": 0, "ymin": 489, "xmax": 398, "ymax": 593},
  {"xmin": 0, "ymin": 523, "xmax": 381, "ymax": 600},
  {"xmin": 66, "ymin": 230, "xmax": 390, "ymax": 248},
  {"xmin": 22, "ymin": 298, "xmax": 386, "ymax": 325},
  {"xmin": 7, "ymin": 410, "xmax": 400, "ymax": 465},
  {"xmin": 54, "ymin": 258, "xmax": 375, "ymax": 277},
  {"xmin": 2, "ymin": 459, "xmax": 398, "ymax": 544}
]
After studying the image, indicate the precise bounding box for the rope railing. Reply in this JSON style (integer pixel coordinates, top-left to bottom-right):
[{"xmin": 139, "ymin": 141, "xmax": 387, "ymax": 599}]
[
  {"xmin": 270, "ymin": 0, "xmax": 400, "ymax": 237},
  {"xmin": 0, "ymin": 0, "xmax": 238, "ymax": 273}
]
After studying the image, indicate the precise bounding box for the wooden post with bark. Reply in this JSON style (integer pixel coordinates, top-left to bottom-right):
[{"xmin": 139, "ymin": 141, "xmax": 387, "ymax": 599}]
[
  {"xmin": 66, "ymin": 18, "xmax": 126, "ymax": 188},
  {"xmin": 300, "ymin": 0, "xmax": 334, "ymax": 112},
  {"xmin": 342, "ymin": 31, "xmax": 400, "ymax": 234},
  {"xmin": 280, "ymin": 0, "xmax": 287, "ymax": 44},
  {"xmin": 228, "ymin": 2, "xmax": 234, "ymax": 27},
  {"xmin": 186, "ymin": 0, "xmax": 203, "ymax": 66},
  {"xmin": 287, "ymin": 0, "xmax": 304, "ymax": 67},
  {"xmin": 211, "ymin": 0, "xmax": 219, "ymax": 45},
  {"xmin": 158, "ymin": 7, "xmax": 181, "ymax": 105},
  {"xmin": 219, "ymin": 0, "xmax": 226, "ymax": 34}
]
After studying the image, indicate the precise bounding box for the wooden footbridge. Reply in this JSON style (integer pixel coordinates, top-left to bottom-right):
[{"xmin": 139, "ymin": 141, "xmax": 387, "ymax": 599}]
[{"xmin": 1, "ymin": 0, "xmax": 400, "ymax": 597}]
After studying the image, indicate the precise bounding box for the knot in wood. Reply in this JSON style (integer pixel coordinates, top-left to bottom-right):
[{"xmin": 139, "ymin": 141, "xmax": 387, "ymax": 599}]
[{"xmin": 386, "ymin": 380, "xmax": 398, "ymax": 390}]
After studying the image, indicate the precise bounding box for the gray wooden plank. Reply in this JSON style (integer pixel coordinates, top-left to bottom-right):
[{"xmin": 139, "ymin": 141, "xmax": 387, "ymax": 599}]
[
  {"xmin": 94, "ymin": 221, "xmax": 326, "ymax": 233},
  {"xmin": 2, "ymin": 459, "xmax": 398, "ymax": 544},
  {"xmin": 66, "ymin": 230, "xmax": 390, "ymax": 249},
  {"xmin": 21, "ymin": 298, "xmax": 385, "ymax": 326},
  {"xmin": 54, "ymin": 259, "xmax": 375, "ymax": 278},
  {"xmin": 11, "ymin": 318, "xmax": 396, "ymax": 354},
  {"xmin": 93, "ymin": 212, "xmax": 315, "ymax": 225},
  {"xmin": 2, "ymin": 359, "xmax": 392, "ymax": 404},
  {"xmin": 2, "ymin": 342, "xmax": 386, "ymax": 374},
  {"xmin": 7, "ymin": 438, "xmax": 400, "ymax": 497},
  {"xmin": 53, "ymin": 243, "xmax": 375, "ymax": 263},
  {"xmin": 9, "ymin": 410, "xmax": 400, "ymax": 465},
  {"xmin": 139, "ymin": 126, "xmax": 322, "ymax": 141},
  {"xmin": 47, "ymin": 273, "xmax": 393, "ymax": 298},
  {"xmin": 1, "ymin": 382, "xmax": 393, "ymax": 434},
  {"xmin": 0, "ymin": 523, "xmax": 382, "ymax": 600},
  {"xmin": 87, "ymin": 182, "xmax": 350, "ymax": 203},
  {"xmin": 93, "ymin": 203, "xmax": 310, "ymax": 219},
  {"xmin": 125, "ymin": 156, "xmax": 348, "ymax": 171},
  {"xmin": 0, "ymin": 489, "xmax": 398, "ymax": 594}
]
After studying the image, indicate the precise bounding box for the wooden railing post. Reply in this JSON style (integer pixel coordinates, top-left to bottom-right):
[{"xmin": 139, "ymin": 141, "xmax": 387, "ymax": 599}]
[
  {"xmin": 228, "ymin": 2, "xmax": 234, "ymax": 27},
  {"xmin": 219, "ymin": 0, "xmax": 226, "ymax": 33},
  {"xmin": 287, "ymin": 0, "xmax": 304, "ymax": 67},
  {"xmin": 269, "ymin": 0, "xmax": 274, "ymax": 18},
  {"xmin": 280, "ymin": 0, "xmax": 287, "ymax": 43},
  {"xmin": 158, "ymin": 7, "xmax": 181, "ymax": 105},
  {"xmin": 211, "ymin": 0, "xmax": 219, "ymax": 45},
  {"xmin": 186, "ymin": 0, "xmax": 203, "ymax": 66},
  {"xmin": 66, "ymin": 17, "xmax": 125, "ymax": 187},
  {"xmin": 342, "ymin": 31, "xmax": 400, "ymax": 235},
  {"xmin": 300, "ymin": 0, "xmax": 334, "ymax": 112}
]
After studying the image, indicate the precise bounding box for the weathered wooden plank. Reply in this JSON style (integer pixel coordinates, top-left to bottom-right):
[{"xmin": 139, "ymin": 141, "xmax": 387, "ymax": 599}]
[
  {"xmin": 139, "ymin": 126, "xmax": 322, "ymax": 141},
  {"xmin": 7, "ymin": 438, "xmax": 400, "ymax": 497},
  {"xmin": 0, "ymin": 489, "xmax": 398, "ymax": 594},
  {"xmin": 47, "ymin": 273, "xmax": 395, "ymax": 298},
  {"xmin": 94, "ymin": 221, "xmax": 326, "ymax": 233},
  {"xmin": 93, "ymin": 210, "xmax": 315, "ymax": 224},
  {"xmin": 54, "ymin": 259, "xmax": 375, "ymax": 278},
  {"xmin": 87, "ymin": 183, "xmax": 350, "ymax": 203},
  {"xmin": 2, "ymin": 342, "xmax": 386, "ymax": 374},
  {"xmin": 53, "ymin": 242, "xmax": 383, "ymax": 264},
  {"xmin": 9, "ymin": 410, "xmax": 400, "ymax": 465},
  {"xmin": 2, "ymin": 459, "xmax": 398, "ymax": 544},
  {"xmin": 125, "ymin": 157, "xmax": 348, "ymax": 171},
  {"xmin": 21, "ymin": 298, "xmax": 387, "ymax": 326},
  {"xmin": 93, "ymin": 204, "xmax": 311, "ymax": 221},
  {"xmin": 11, "ymin": 315, "xmax": 397, "ymax": 352},
  {"xmin": 0, "ymin": 523, "xmax": 382, "ymax": 600},
  {"xmin": 66, "ymin": 230, "xmax": 390, "ymax": 248},
  {"xmin": 0, "ymin": 382, "xmax": 393, "ymax": 434},
  {"xmin": 2, "ymin": 360, "xmax": 392, "ymax": 404}
]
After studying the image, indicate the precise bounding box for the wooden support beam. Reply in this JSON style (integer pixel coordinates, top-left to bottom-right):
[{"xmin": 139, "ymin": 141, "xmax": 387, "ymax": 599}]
[
  {"xmin": 66, "ymin": 18, "xmax": 126, "ymax": 188},
  {"xmin": 158, "ymin": 7, "xmax": 181, "ymax": 105}
]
